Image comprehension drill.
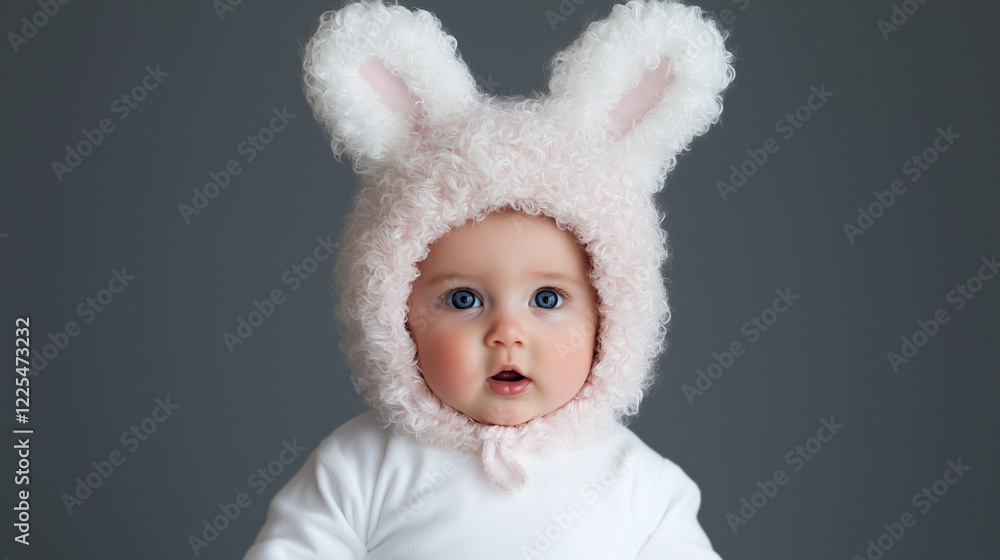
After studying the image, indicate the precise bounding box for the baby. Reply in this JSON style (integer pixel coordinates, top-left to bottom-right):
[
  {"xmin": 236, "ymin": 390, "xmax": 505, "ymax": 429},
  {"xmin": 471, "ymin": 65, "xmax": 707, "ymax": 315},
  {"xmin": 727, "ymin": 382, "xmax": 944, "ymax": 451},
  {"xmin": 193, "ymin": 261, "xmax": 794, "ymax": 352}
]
[
  {"xmin": 406, "ymin": 209, "xmax": 599, "ymax": 430},
  {"xmin": 245, "ymin": 1, "xmax": 733, "ymax": 557}
]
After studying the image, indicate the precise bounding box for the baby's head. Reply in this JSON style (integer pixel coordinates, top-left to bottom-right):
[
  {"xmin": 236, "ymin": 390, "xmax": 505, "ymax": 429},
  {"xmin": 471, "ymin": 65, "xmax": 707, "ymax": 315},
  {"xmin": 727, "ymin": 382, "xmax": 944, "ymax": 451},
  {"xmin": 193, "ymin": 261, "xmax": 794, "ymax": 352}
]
[
  {"xmin": 407, "ymin": 209, "xmax": 598, "ymax": 427},
  {"xmin": 303, "ymin": 1, "xmax": 732, "ymax": 486}
]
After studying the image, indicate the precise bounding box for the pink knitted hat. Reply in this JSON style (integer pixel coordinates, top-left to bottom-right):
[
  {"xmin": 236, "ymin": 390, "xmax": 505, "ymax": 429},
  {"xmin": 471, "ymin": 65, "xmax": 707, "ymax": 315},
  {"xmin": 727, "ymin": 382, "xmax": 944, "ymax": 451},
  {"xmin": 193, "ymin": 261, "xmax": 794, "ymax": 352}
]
[{"xmin": 303, "ymin": 0, "xmax": 733, "ymax": 493}]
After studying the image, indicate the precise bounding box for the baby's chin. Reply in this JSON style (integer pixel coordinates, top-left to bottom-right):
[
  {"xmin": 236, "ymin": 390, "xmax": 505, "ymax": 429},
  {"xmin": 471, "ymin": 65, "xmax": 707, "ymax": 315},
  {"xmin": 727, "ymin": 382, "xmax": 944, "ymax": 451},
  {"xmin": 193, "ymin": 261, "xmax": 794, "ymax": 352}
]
[
  {"xmin": 463, "ymin": 401, "xmax": 560, "ymax": 427},
  {"xmin": 468, "ymin": 410, "xmax": 535, "ymax": 427}
]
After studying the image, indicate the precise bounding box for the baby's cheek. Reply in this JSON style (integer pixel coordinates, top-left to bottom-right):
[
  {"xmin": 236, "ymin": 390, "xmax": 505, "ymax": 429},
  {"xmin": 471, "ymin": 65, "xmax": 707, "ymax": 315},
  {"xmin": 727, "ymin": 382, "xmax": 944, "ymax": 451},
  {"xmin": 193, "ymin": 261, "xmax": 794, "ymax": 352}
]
[
  {"xmin": 564, "ymin": 311, "xmax": 597, "ymax": 350},
  {"xmin": 416, "ymin": 329, "xmax": 476, "ymax": 394},
  {"xmin": 543, "ymin": 324, "xmax": 588, "ymax": 374},
  {"xmin": 406, "ymin": 300, "xmax": 444, "ymax": 337}
]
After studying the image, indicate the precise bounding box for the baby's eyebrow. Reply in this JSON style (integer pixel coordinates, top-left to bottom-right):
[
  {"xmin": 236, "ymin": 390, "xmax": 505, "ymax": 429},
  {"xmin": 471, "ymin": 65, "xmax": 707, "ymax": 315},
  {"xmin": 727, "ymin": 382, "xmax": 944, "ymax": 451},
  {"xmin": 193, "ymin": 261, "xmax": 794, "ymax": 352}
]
[
  {"xmin": 532, "ymin": 271, "xmax": 585, "ymax": 285},
  {"xmin": 418, "ymin": 271, "xmax": 584, "ymax": 286},
  {"xmin": 416, "ymin": 273, "xmax": 477, "ymax": 287}
]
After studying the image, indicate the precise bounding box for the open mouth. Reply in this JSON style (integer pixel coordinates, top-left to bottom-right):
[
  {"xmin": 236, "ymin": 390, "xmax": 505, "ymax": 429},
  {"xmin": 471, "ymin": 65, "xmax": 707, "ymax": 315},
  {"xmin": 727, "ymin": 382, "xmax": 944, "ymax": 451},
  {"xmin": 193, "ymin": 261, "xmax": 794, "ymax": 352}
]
[
  {"xmin": 486, "ymin": 367, "xmax": 531, "ymax": 396},
  {"xmin": 491, "ymin": 371, "xmax": 526, "ymax": 382}
]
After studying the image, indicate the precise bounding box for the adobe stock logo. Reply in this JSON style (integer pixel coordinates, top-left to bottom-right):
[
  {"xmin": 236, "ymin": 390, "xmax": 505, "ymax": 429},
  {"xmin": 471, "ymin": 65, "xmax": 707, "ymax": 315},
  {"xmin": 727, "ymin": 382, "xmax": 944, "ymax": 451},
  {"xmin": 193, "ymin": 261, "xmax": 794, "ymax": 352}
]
[
  {"xmin": 726, "ymin": 416, "xmax": 844, "ymax": 534},
  {"xmin": 886, "ymin": 253, "xmax": 996, "ymax": 373},
  {"xmin": 716, "ymin": 0, "xmax": 751, "ymax": 28},
  {"xmin": 849, "ymin": 458, "xmax": 970, "ymax": 560},
  {"xmin": 716, "ymin": 84, "xmax": 833, "ymax": 202},
  {"xmin": 841, "ymin": 126, "xmax": 959, "ymax": 245},
  {"xmin": 886, "ymin": 253, "xmax": 1000, "ymax": 373},
  {"xmin": 877, "ymin": 0, "xmax": 931, "ymax": 41},
  {"xmin": 30, "ymin": 267, "xmax": 136, "ymax": 376},
  {"xmin": 222, "ymin": 235, "xmax": 337, "ymax": 353},
  {"xmin": 681, "ymin": 287, "xmax": 801, "ymax": 404},
  {"xmin": 187, "ymin": 439, "xmax": 306, "ymax": 556},
  {"xmin": 51, "ymin": 65, "xmax": 170, "ymax": 183},
  {"xmin": 520, "ymin": 450, "xmax": 634, "ymax": 558},
  {"xmin": 212, "ymin": 0, "xmax": 245, "ymax": 22},
  {"xmin": 7, "ymin": 0, "xmax": 72, "ymax": 54},
  {"xmin": 179, "ymin": 106, "xmax": 296, "ymax": 224},
  {"xmin": 61, "ymin": 397, "xmax": 180, "ymax": 514},
  {"xmin": 398, "ymin": 459, "xmax": 459, "ymax": 521},
  {"xmin": 545, "ymin": 0, "xmax": 588, "ymax": 31}
]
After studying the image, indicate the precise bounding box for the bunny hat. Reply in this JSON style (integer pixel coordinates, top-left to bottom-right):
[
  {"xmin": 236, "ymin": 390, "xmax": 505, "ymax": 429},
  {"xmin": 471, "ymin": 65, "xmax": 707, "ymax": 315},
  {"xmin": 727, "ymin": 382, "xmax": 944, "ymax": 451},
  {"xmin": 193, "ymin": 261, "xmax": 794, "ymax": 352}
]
[{"xmin": 303, "ymin": 0, "xmax": 733, "ymax": 492}]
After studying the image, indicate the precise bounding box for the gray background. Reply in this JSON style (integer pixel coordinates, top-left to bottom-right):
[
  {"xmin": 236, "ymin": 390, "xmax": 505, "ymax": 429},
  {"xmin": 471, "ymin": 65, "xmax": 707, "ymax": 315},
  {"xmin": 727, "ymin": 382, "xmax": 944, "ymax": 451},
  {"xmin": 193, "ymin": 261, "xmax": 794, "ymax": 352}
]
[{"xmin": 2, "ymin": 0, "xmax": 997, "ymax": 558}]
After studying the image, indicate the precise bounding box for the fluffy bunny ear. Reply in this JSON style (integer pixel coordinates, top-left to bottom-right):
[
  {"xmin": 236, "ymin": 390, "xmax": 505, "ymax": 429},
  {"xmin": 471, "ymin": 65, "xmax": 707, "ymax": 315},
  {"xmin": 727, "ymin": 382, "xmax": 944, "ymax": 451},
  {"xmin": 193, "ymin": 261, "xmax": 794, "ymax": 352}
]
[
  {"xmin": 545, "ymin": 0, "xmax": 734, "ymax": 189},
  {"xmin": 302, "ymin": 1, "xmax": 479, "ymax": 171}
]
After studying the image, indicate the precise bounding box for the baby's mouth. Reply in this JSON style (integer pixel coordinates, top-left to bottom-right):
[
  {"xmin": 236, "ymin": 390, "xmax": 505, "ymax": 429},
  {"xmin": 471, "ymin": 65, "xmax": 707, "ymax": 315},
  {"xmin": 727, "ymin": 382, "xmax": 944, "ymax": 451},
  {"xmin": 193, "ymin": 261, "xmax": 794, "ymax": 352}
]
[
  {"xmin": 486, "ymin": 366, "xmax": 532, "ymax": 396},
  {"xmin": 491, "ymin": 371, "xmax": 526, "ymax": 382}
]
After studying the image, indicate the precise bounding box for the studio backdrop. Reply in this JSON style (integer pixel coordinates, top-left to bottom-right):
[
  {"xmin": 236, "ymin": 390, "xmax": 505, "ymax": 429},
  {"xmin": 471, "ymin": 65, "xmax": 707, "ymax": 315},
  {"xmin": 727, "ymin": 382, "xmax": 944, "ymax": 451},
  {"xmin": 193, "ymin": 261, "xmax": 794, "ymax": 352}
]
[{"xmin": 1, "ymin": 0, "xmax": 997, "ymax": 558}]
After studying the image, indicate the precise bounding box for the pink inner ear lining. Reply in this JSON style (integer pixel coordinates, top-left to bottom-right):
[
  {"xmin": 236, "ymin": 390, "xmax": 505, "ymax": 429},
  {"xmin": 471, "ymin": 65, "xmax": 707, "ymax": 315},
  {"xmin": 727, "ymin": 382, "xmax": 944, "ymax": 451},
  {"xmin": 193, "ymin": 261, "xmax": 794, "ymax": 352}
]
[
  {"xmin": 359, "ymin": 57, "xmax": 422, "ymax": 124},
  {"xmin": 607, "ymin": 57, "xmax": 673, "ymax": 138}
]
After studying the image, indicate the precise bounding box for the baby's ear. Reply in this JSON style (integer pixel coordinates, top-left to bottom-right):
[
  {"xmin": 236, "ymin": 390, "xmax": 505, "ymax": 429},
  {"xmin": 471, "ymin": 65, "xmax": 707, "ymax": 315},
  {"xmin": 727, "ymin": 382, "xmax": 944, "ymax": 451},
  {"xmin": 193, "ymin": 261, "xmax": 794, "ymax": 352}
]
[
  {"xmin": 302, "ymin": 2, "xmax": 479, "ymax": 171},
  {"xmin": 545, "ymin": 0, "xmax": 734, "ymax": 189}
]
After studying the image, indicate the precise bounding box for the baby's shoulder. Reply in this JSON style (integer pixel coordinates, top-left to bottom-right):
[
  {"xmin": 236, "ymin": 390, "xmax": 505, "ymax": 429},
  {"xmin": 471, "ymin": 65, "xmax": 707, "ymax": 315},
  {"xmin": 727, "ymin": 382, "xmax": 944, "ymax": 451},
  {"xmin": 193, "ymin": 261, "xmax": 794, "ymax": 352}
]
[
  {"xmin": 606, "ymin": 424, "xmax": 676, "ymax": 464},
  {"xmin": 604, "ymin": 424, "xmax": 694, "ymax": 489},
  {"xmin": 312, "ymin": 410, "xmax": 395, "ymax": 468},
  {"xmin": 326, "ymin": 409, "xmax": 388, "ymax": 441}
]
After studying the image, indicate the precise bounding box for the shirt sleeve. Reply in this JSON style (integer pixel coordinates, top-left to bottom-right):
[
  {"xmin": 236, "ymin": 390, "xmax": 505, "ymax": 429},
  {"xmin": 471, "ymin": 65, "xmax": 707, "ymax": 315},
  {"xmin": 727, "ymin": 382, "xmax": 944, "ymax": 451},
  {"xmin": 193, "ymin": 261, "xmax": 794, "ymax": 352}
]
[
  {"xmin": 635, "ymin": 459, "xmax": 722, "ymax": 560},
  {"xmin": 243, "ymin": 422, "xmax": 377, "ymax": 560}
]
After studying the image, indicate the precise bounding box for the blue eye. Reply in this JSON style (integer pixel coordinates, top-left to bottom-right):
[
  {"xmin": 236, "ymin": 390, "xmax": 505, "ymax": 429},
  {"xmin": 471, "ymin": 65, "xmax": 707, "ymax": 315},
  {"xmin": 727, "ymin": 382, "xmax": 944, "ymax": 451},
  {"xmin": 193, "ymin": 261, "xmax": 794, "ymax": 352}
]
[
  {"xmin": 531, "ymin": 289, "xmax": 564, "ymax": 309},
  {"xmin": 447, "ymin": 289, "xmax": 481, "ymax": 310}
]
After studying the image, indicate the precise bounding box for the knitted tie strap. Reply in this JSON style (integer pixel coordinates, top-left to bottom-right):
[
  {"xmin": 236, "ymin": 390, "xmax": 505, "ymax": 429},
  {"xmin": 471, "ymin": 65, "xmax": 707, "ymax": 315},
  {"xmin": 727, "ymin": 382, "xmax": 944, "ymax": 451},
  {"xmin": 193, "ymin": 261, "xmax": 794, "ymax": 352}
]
[{"xmin": 480, "ymin": 429, "xmax": 528, "ymax": 494}]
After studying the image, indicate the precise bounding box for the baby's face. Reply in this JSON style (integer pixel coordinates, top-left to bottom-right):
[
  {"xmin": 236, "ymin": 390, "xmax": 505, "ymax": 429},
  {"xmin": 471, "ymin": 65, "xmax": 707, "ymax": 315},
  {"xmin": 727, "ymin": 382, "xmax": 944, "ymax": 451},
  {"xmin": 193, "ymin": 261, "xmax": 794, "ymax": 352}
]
[{"xmin": 407, "ymin": 210, "xmax": 598, "ymax": 427}]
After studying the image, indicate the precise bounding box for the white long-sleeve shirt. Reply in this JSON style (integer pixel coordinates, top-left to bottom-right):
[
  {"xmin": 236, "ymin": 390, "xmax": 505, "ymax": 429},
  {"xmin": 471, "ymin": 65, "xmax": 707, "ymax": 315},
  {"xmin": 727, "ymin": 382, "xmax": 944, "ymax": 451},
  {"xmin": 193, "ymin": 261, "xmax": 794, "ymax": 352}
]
[{"xmin": 244, "ymin": 411, "xmax": 721, "ymax": 559}]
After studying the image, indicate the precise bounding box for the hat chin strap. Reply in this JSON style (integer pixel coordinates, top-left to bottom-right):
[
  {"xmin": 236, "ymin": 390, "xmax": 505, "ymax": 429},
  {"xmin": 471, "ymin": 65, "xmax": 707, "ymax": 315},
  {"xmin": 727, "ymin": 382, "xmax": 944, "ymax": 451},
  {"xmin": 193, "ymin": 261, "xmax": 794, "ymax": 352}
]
[{"xmin": 479, "ymin": 426, "xmax": 529, "ymax": 494}]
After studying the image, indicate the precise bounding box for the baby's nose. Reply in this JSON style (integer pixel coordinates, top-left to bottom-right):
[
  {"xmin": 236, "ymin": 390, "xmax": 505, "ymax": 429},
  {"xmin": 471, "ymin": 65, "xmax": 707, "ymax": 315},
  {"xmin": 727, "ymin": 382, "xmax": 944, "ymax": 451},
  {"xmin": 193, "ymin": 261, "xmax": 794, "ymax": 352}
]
[{"xmin": 485, "ymin": 311, "xmax": 526, "ymax": 349}]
